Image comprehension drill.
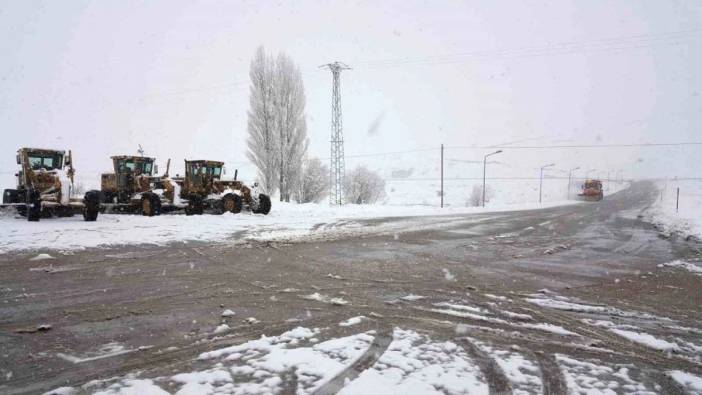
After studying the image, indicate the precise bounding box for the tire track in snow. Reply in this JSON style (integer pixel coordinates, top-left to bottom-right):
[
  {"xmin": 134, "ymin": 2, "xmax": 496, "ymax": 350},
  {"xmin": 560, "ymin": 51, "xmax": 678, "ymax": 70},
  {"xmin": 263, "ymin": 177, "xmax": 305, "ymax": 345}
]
[
  {"xmin": 313, "ymin": 327, "xmax": 393, "ymax": 395},
  {"xmin": 534, "ymin": 353, "xmax": 568, "ymax": 395},
  {"xmin": 457, "ymin": 337, "xmax": 513, "ymax": 395}
]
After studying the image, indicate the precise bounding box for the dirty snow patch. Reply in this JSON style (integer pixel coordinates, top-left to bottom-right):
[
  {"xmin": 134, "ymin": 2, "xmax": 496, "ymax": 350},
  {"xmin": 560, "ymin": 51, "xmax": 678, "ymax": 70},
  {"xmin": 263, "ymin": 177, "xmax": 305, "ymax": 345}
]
[
  {"xmin": 301, "ymin": 292, "xmax": 348, "ymax": 306},
  {"xmin": 213, "ymin": 324, "xmax": 230, "ymax": 335},
  {"xmin": 339, "ymin": 316, "xmax": 366, "ymax": 327},
  {"xmin": 470, "ymin": 338, "xmax": 543, "ymax": 395},
  {"xmin": 56, "ymin": 343, "xmax": 133, "ymax": 364},
  {"xmin": 658, "ymin": 260, "xmax": 702, "ymax": 275}
]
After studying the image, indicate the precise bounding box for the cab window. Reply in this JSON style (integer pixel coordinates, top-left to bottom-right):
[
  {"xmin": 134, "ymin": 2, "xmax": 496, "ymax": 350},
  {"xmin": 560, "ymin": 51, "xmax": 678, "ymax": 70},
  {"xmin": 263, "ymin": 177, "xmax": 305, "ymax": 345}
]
[
  {"xmin": 28, "ymin": 154, "xmax": 62, "ymax": 170},
  {"xmin": 212, "ymin": 167, "xmax": 222, "ymax": 177},
  {"xmin": 143, "ymin": 162, "xmax": 152, "ymax": 175}
]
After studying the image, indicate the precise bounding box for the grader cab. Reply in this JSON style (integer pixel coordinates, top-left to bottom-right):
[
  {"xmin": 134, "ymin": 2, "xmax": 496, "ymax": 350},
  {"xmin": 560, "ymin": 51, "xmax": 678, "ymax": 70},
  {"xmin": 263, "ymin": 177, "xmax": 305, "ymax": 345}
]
[{"xmin": 1, "ymin": 148, "xmax": 100, "ymax": 221}]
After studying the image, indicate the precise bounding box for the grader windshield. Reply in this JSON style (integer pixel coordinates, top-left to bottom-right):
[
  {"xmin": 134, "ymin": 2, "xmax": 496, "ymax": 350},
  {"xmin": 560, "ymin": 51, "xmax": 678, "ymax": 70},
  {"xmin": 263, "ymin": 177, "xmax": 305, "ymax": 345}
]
[
  {"xmin": 114, "ymin": 157, "xmax": 154, "ymax": 176},
  {"xmin": 187, "ymin": 162, "xmax": 222, "ymax": 178},
  {"xmin": 25, "ymin": 150, "xmax": 64, "ymax": 171}
]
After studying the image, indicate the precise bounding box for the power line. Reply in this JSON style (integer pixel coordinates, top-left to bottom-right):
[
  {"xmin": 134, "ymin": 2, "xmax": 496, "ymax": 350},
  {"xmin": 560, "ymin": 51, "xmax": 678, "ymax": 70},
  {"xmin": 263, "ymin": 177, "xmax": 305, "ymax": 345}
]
[
  {"xmin": 447, "ymin": 142, "xmax": 702, "ymax": 150},
  {"xmin": 354, "ymin": 29, "xmax": 701, "ymax": 69}
]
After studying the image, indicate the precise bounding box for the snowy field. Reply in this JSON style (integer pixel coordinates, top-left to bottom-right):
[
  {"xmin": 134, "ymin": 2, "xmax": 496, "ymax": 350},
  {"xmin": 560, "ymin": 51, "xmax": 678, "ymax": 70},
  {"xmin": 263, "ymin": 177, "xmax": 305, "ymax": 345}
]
[
  {"xmin": 0, "ymin": 179, "xmax": 629, "ymax": 253},
  {"xmin": 647, "ymin": 179, "xmax": 702, "ymax": 240}
]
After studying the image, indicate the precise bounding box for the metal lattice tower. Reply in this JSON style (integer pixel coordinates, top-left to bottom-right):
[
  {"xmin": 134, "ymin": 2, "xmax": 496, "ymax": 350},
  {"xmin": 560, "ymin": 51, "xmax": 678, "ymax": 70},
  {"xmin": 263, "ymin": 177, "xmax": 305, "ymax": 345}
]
[{"xmin": 320, "ymin": 62, "xmax": 351, "ymax": 205}]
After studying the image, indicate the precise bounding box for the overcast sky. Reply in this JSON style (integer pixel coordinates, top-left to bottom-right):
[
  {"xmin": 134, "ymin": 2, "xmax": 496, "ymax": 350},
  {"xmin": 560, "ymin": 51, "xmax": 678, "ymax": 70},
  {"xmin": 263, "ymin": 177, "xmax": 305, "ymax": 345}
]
[{"xmin": 1, "ymin": 0, "xmax": 700, "ymax": 188}]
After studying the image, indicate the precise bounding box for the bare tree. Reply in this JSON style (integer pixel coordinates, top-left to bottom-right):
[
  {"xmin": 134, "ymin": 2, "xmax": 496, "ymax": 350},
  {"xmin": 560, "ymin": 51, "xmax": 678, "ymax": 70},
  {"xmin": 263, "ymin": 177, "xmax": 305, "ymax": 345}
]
[
  {"xmin": 274, "ymin": 53, "xmax": 308, "ymax": 202},
  {"xmin": 246, "ymin": 46, "xmax": 279, "ymax": 196},
  {"xmin": 294, "ymin": 157, "xmax": 329, "ymax": 203},
  {"xmin": 345, "ymin": 166, "xmax": 386, "ymax": 204}
]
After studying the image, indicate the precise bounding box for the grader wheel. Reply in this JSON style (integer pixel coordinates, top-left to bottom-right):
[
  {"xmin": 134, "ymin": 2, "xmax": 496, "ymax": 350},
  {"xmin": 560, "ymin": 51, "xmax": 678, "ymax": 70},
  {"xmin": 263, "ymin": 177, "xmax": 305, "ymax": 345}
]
[{"xmin": 221, "ymin": 193, "xmax": 243, "ymax": 214}]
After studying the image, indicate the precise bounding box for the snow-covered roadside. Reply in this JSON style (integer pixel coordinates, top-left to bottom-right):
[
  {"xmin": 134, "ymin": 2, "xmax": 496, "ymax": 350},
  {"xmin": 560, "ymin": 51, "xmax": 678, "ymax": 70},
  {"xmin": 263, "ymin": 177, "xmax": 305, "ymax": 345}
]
[
  {"xmin": 645, "ymin": 179, "xmax": 702, "ymax": 240},
  {"xmin": 0, "ymin": 199, "xmax": 580, "ymax": 253}
]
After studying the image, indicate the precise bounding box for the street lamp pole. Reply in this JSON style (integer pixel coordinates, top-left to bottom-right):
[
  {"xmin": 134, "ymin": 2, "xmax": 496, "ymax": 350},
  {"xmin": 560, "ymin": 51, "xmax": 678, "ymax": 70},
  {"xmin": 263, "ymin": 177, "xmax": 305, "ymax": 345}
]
[
  {"xmin": 567, "ymin": 166, "xmax": 580, "ymax": 200},
  {"xmin": 483, "ymin": 150, "xmax": 503, "ymax": 207},
  {"xmin": 540, "ymin": 163, "xmax": 555, "ymax": 204}
]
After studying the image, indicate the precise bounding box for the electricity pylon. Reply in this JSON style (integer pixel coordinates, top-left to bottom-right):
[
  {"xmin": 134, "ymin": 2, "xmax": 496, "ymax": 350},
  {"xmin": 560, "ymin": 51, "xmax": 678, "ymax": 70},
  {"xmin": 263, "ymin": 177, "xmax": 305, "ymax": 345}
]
[{"xmin": 320, "ymin": 62, "xmax": 351, "ymax": 205}]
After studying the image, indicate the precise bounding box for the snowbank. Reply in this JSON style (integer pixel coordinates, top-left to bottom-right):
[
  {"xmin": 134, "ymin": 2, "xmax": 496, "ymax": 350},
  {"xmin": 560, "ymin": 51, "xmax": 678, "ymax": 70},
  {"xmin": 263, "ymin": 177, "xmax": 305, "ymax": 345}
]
[{"xmin": 646, "ymin": 179, "xmax": 702, "ymax": 240}]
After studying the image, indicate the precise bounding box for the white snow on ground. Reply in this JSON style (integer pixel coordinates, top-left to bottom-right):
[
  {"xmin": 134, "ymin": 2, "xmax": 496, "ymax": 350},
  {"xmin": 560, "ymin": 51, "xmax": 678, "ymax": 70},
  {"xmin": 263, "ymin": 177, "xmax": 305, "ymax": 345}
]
[
  {"xmin": 484, "ymin": 293, "xmax": 510, "ymax": 301},
  {"xmin": 658, "ymin": 259, "xmax": 702, "ymax": 275},
  {"xmin": 92, "ymin": 379, "xmax": 170, "ymax": 395},
  {"xmin": 427, "ymin": 303, "xmax": 508, "ymax": 324},
  {"xmin": 646, "ymin": 179, "xmax": 702, "ymax": 240},
  {"xmin": 51, "ymin": 327, "xmax": 375, "ymax": 395},
  {"xmin": 29, "ymin": 253, "xmax": 54, "ymax": 261},
  {"xmin": 339, "ymin": 328, "xmax": 488, "ymax": 395},
  {"xmin": 524, "ymin": 294, "xmax": 672, "ymax": 321},
  {"xmin": 427, "ymin": 302, "xmax": 576, "ymax": 336},
  {"xmin": 442, "ymin": 268, "xmax": 456, "ymax": 281},
  {"xmin": 213, "ymin": 324, "xmax": 230, "ymax": 335},
  {"xmin": 583, "ymin": 320, "xmax": 702, "ymax": 361},
  {"xmin": 433, "ymin": 302, "xmax": 488, "ymax": 314},
  {"xmin": 339, "ymin": 316, "xmax": 366, "ymax": 327},
  {"xmin": 0, "ymin": 198, "xmax": 581, "ymax": 253},
  {"xmin": 221, "ymin": 309, "xmax": 236, "ymax": 317},
  {"xmin": 525, "ymin": 297, "xmax": 608, "ymax": 313},
  {"xmin": 555, "ymin": 354, "xmax": 656, "ymax": 395},
  {"xmin": 609, "ymin": 329, "xmax": 679, "ymax": 351},
  {"xmin": 668, "ymin": 371, "xmax": 702, "ymax": 394},
  {"xmin": 469, "ymin": 339, "xmax": 543, "ymax": 395},
  {"xmin": 499, "ymin": 311, "xmax": 533, "ymax": 321},
  {"xmin": 519, "ymin": 323, "xmax": 578, "ymax": 336},
  {"xmin": 400, "ymin": 294, "xmax": 425, "ymax": 301}
]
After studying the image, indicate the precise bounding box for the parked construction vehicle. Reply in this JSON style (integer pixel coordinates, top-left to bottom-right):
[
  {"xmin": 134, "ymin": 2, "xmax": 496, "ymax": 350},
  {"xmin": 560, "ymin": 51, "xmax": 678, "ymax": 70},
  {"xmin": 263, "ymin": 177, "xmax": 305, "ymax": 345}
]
[
  {"xmin": 100, "ymin": 155, "xmax": 171, "ymax": 215},
  {"xmin": 1, "ymin": 148, "xmax": 101, "ymax": 221},
  {"xmin": 100, "ymin": 156, "xmax": 271, "ymax": 216},
  {"xmin": 578, "ymin": 179, "xmax": 604, "ymax": 201},
  {"xmin": 174, "ymin": 160, "xmax": 271, "ymax": 215}
]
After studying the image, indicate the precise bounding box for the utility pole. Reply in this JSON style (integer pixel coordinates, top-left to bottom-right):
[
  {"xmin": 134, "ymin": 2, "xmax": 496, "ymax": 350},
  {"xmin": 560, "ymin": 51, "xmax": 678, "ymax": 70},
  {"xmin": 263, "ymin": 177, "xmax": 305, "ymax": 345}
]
[
  {"xmin": 567, "ymin": 166, "xmax": 580, "ymax": 199},
  {"xmin": 607, "ymin": 171, "xmax": 610, "ymax": 191},
  {"xmin": 540, "ymin": 163, "xmax": 555, "ymax": 204},
  {"xmin": 440, "ymin": 144, "xmax": 444, "ymax": 208},
  {"xmin": 320, "ymin": 62, "xmax": 351, "ymax": 205},
  {"xmin": 483, "ymin": 150, "xmax": 503, "ymax": 207}
]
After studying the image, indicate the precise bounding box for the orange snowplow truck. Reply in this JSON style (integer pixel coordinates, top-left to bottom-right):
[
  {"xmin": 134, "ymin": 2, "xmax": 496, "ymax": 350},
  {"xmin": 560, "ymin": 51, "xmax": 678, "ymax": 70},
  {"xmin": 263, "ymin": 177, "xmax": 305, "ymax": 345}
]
[{"xmin": 578, "ymin": 179, "xmax": 604, "ymax": 201}]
